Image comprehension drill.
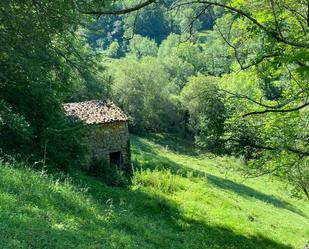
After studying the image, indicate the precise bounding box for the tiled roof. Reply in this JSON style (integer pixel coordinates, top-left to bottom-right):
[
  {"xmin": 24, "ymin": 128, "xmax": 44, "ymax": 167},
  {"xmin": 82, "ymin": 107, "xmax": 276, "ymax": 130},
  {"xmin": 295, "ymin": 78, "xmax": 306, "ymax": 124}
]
[{"xmin": 63, "ymin": 100, "xmax": 128, "ymax": 124}]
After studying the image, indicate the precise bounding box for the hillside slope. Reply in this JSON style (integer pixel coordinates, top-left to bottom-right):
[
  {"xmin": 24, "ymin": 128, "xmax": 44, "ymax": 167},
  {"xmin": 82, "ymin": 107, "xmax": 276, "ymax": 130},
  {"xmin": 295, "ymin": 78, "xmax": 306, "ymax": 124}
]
[{"xmin": 0, "ymin": 134, "xmax": 308, "ymax": 249}]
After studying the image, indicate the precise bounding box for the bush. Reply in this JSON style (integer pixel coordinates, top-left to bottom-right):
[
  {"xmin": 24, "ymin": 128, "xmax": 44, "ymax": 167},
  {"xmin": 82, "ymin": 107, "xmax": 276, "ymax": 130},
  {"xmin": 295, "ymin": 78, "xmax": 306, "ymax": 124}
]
[
  {"xmin": 88, "ymin": 158, "xmax": 129, "ymax": 187},
  {"xmin": 132, "ymin": 168, "xmax": 186, "ymax": 193}
]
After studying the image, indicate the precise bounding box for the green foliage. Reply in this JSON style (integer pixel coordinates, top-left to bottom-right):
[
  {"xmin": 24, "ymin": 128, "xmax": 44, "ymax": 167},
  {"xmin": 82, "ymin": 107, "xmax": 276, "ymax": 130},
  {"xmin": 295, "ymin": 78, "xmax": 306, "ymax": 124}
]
[
  {"xmin": 105, "ymin": 40, "xmax": 121, "ymax": 58},
  {"xmin": 123, "ymin": 4, "xmax": 171, "ymax": 43},
  {"xmin": 161, "ymin": 56, "xmax": 195, "ymax": 89},
  {"xmin": 127, "ymin": 35, "xmax": 158, "ymax": 58},
  {"xmin": 108, "ymin": 56, "xmax": 182, "ymax": 132},
  {"xmin": 1, "ymin": 0, "xmax": 308, "ymax": 199},
  {"xmin": 88, "ymin": 158, "xmax": 129, "ymax": 187},
  {"xmin": 158, "ymin": 33, "xmax": 181, "ymax": 57},
  {"xmin": 181, "ymin": 74, "xmax": 227, "ymax": 152},
  {"xmin": 0, "ymin": 1, "xmax": 104, "ymax": 167},
  {"xmin": 197, "ymin": 30, "xmax": 232, "ymax": 76},
  {"xmin": 0, "ymin": 100, "xmax": 33, "ymax": 153},
  {"xmin": 133, "ymin": 168, "xmax": 186, "ymax": 194},
  {"xmin": 97, "ymin": 0, "xmax": 309, "ymax": 199},
  {"xmin": 169, "ymin": 41, "xmax": 203, "ymax": 71},
  {"xmin": 219, "ymin": 69, "xmax": 309, "ymax": 197},
  {"xmin": 41, "ymin": 121, "xmax": 90, "ymax": 170}
]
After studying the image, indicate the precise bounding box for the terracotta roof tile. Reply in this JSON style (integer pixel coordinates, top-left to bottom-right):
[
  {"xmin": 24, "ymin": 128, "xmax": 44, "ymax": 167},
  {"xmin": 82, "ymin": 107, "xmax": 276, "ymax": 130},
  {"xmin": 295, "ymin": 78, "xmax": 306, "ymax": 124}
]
[{"xmin": 63, "ymin": 100, "xmax": 128, "ymax": 124}]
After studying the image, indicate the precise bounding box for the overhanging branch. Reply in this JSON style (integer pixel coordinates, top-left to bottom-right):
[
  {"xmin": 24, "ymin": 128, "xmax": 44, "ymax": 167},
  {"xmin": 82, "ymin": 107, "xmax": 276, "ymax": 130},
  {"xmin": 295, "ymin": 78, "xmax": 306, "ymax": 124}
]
[
  {"xmin": 75, "ymin": 0, "xmax": 156, "ymax": 15},
  {"xmin": 226, "ymin": 138, "xmax": 309, "ymax": 156},
  {"xmin": 169, "ymin": 0, "xmax": 309, "ymax": 48},
  {"xmin": 242, "ymin": 101, "xmax": 309, "ymax": 117}
]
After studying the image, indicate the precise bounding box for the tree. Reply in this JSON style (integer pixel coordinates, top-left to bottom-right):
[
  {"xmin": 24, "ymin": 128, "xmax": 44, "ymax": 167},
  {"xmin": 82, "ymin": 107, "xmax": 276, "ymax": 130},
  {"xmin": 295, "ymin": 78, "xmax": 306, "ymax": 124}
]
[
  {"xmin": 220, "ymin": 70, "xmax": 309, "ymax": 198},
  {"xmin": 108, "ymin": 57, "xmax": 182, "ymax": 132},
  {"xmin": 0, "ymin": 1, "xmax": 101, "ymax": 168},
  {"xmin": 181, "ymin": 74, "xmax": 227, "ymax": 152},
  {"xmin": 127, "ymin": 35, "xmax": 158, "ymax": 58}
]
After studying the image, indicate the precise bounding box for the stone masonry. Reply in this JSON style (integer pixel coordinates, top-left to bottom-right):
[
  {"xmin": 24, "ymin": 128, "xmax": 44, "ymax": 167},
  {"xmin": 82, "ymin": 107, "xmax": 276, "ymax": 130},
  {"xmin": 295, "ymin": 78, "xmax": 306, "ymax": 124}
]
[
  {"xmin": 88, "ymin": 121, "xmax": 130, "ymax": 170},
  {"xmin": 63, "ymin": 100, "xmax": 130, "ymax": 170}
]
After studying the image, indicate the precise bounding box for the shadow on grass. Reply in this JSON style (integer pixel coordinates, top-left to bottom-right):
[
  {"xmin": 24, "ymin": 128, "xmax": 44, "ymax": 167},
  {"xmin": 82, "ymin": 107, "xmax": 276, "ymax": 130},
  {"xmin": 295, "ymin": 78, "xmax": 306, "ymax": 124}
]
[
  {"xmin": 72, "ymin": 172, "xmax": 293, "ymax": 249},
  {"xmin": 0, "ymin": 134, "xmax": 301, "ymax": 248},
  {"xmin": 206, "ymin": 174, "xmax": 307, "ymax": 218},
  {"xmin": 133, "ymin": 133, "xmax": 199, "ymax": 156},
  {"xmin": 0, "ymin": 167, "xmax": 293, "ymax": 249},
  {"xmin": 132, "ymin": 135, "xmax": 307, "ymax": 219},
  {"xmin": 132, "ymin": 135, "xmax": 198, "ymax": 174}
]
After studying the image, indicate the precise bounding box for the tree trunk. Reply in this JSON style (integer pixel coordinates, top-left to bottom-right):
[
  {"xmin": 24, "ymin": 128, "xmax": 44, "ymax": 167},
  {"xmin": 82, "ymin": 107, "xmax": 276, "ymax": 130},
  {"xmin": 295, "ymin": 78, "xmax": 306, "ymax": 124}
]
[{"xmin": 303, "ymin": 187, "xmax": 309, "ymax": 201}]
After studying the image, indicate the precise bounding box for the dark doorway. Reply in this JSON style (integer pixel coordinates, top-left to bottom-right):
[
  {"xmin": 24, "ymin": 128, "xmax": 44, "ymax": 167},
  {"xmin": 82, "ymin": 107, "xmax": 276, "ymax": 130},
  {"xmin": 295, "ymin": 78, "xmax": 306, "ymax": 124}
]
[{"xmin": 110, "ymin": 151, "xmax": 123, "ymax": 167}]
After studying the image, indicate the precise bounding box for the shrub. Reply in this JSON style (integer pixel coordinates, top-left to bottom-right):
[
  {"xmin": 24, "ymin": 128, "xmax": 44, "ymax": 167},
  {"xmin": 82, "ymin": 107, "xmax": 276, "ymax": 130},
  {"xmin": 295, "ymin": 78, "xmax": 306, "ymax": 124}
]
[
  {"xmin": 88, "ymin": 158, "xmax": 129, "ymax": 187},
  {"xmin": 132, "ymin": 168, "xmax": 186, "ymax": 193}
]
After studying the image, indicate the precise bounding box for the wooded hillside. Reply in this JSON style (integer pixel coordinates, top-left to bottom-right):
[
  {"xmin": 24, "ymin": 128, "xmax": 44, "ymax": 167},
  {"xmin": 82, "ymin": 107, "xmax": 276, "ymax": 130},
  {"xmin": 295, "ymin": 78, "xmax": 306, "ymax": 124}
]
[{"xmin": 0, "ymin": 2, "xmax": 308, "ymax": 247}]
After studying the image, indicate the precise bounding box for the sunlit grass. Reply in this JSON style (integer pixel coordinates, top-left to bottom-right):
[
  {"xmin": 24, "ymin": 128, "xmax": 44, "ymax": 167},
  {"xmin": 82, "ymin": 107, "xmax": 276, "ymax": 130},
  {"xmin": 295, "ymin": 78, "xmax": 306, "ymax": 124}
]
[{"xmin": 0, "ymin": 134, "xmax": 308, "ymax": 249}]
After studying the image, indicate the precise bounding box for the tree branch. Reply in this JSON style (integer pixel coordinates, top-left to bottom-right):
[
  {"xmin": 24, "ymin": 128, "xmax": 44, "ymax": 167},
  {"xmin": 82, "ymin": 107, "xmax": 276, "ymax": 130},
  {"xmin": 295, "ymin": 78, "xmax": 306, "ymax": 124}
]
[
  {"xmin": 215, "ymin": 22, "xmax": 244, "ymax": 68},
  {"xmin": 270, "ymin": 0, "xmax": 283, "ymax": 39},
  {"xmin": 169, "ymin": 0, "xmax": 309, "ymax": 48},
  {"xmin": 74, "ymin": 0, "xmax": 156, "ymax": 15},
  {"xmin": 242, "ymin": 101, "xmax": 309, "ymax": 117},
  {"xmin": 226, "ymin": 138, "xmax": 309, "ymax": 156},
  {"xmin": 307, "ymin": 0, "xmax": 309, "ymax": 26},
  {"xmin": 123, "ymin": 9, "xmax": 140, "ymax": 40},
  {"xmin": 183, "ymin": 5, "xmax": 211, "ymax": 41},
  {"xmin": 221, "ymin": 87, "xmax": 309, "ymax": 109},
  {"xmin": 220, "ymin": 89, "xmax": 278, "ymax": 108}
]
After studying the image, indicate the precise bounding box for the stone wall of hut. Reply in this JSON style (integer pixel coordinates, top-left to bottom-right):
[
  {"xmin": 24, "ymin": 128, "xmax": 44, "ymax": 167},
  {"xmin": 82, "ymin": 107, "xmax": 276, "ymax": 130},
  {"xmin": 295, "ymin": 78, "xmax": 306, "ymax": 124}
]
[{"xmin": 86, "ymin": 121, "xmax": 130, "ymax": 170}]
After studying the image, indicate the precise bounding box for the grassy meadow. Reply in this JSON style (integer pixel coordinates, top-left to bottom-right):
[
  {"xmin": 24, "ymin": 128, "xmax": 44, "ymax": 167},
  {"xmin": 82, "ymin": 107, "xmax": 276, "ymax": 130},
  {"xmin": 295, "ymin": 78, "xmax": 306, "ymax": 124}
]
[{"xmin": 0, "ymin": 134, "xmax": 308, "ymax": 249}]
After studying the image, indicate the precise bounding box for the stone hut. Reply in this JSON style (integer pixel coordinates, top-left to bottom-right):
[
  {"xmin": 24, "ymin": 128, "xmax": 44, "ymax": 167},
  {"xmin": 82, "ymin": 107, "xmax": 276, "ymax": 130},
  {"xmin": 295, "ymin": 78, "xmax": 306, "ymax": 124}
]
[{"xmin": 63, "ymin": 100, "xmax": 130, "ymax": 170}]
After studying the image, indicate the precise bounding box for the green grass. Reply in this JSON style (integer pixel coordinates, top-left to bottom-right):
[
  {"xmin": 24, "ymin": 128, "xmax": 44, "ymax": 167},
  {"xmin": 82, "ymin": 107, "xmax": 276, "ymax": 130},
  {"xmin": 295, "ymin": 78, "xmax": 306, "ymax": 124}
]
[{"xmin": 0, "ymin": 134, "xmax": 308, "ymax": 249}]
